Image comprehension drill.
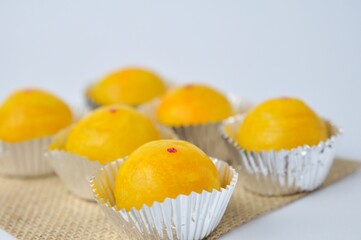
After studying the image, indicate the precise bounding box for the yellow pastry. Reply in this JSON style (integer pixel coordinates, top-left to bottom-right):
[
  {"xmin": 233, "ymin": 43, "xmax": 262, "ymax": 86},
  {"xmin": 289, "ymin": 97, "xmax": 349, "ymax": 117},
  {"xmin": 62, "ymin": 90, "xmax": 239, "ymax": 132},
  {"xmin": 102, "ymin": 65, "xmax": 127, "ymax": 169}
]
[
  {"xmin": 88, "ymin": 67, "xmax": 166, "ymax": 106},
  {"xmin": 237, "ymin": 97, "xmax": 328, "ymax": 152},
  {"xmin": 114, "ymin": 139, "xmax": 221, "ymax": 211},
  {"xmin": 0, "ymin": 88, "xmax": 73, "ymax": 142},
  {"xmin": 156, "ymin": 84, "xmax": 233, "ymax": 126},
  {"xmin": 65, "ymin": 105, "xmax": 160, "ymax": 164}
]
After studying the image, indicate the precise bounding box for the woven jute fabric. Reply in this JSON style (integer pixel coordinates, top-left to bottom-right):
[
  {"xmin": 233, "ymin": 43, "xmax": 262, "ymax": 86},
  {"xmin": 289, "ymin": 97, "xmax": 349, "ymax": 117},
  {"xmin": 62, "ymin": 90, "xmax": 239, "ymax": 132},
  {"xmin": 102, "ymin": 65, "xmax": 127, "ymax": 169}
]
[{"xmin": 0, "ymin": 158, "xmax": 359, "ymax": 240}]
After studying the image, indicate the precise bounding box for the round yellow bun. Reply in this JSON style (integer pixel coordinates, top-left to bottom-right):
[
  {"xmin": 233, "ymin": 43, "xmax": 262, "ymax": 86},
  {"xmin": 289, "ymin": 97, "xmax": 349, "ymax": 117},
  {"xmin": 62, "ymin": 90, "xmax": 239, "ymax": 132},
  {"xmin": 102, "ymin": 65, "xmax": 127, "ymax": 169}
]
[
  {"xmin": 0, "ymin": 88, "xmax": 73, "ymax": 142},
  {"xmin": 237, "ymin": 97, "xmax": 328, "ymax": 152},
  {"xmin": 156, "ymin": 84, "xmax": 234, "ymax": 126},
  {"xmin": 114, "ymin": 139, "xmax": 221, "ymax": 211},
  {"xmin": 88, "ymin": 67, "xmax": 166, "ymax": 106},
  {"xmin": 65, "ymin": 105, "xmax": 160, "ymax": 164}
]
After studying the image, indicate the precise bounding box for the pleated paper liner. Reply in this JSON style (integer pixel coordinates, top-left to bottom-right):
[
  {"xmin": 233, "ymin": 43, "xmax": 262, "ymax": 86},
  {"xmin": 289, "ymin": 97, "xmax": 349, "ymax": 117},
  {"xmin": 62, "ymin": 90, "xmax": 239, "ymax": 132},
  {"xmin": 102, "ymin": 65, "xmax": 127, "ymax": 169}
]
[
  {"xmin": 0, "ymin": 158, "xmax": 359, "ymax": 239},
  {"xmin": 0, "ymin": 136, "xmax": 54, "ymax": 177},
  {"xmin": 221, "ymin": 116, "xmax": 341, "ymax": 196},
  {"xmin": 90, "ymin": 158, "xmax": 238, "ymax": 240}
]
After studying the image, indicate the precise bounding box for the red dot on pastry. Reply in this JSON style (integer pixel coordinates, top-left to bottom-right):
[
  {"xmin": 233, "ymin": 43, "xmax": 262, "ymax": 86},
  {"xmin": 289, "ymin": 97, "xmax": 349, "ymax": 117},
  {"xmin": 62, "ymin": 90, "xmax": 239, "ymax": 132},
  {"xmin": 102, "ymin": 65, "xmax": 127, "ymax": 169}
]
[
  {"xmin": 23, "ymin": 88, "xmax": 33, "ymax": 93},
  {"xmin": 185, "ymin": 84, "xmax": 193, "ymax": 89},
  {"xmin": 281, "ymin": 96, "xmax": 290, "ymax": 100},
  {"xmin": 167, "ymin": 147, "xmax": 177, "ymax": 153},
  {"xmin": 109, "ymin": 108, "xmax": 117, "ymax": 113}
]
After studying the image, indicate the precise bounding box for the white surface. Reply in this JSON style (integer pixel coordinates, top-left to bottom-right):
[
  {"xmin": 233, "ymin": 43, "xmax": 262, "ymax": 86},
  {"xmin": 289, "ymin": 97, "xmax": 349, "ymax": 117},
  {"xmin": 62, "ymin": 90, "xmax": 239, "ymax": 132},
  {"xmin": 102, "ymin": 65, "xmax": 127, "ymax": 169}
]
[
  {"xmin": 0, "ymin": 1, "xmax": 360, "ymax": 239},
  {"xmin": 0, "ymin": 229, "xmax": 15, "ymax": 240}
]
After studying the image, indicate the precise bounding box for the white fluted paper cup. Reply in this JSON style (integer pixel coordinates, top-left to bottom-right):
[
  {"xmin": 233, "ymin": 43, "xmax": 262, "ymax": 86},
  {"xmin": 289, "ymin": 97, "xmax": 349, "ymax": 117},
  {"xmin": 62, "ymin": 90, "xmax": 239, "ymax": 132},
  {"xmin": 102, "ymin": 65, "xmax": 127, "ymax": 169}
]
[
  {"xmin": 90, "ymin": 158, "xmax": 238, "ymax": 240},
  {"xmin": 0, "ymin": 137, "xmax": 54, "ymax": 177},
  {"xmin": 137, "ymin": 96, "xmax": 252, "ymax": 164},
  {"xmin": 45, "ymin": 150, "xmax": 101, "ymax": 199},
  {"xmin": 221, "ymin": 116, "xmax": 341, "ymax": 196},
  {"xmin": 45, "ymin": 125, "xmax": 178, "ymax": 200}
]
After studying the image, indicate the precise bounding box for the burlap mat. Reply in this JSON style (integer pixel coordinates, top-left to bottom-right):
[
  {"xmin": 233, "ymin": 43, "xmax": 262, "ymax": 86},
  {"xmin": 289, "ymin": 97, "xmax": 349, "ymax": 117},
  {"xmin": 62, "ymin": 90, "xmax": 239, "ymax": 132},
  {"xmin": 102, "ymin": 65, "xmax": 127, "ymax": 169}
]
[{"xmin": 0, "ymin": 158, "xmax": 359, "ymax": 240}]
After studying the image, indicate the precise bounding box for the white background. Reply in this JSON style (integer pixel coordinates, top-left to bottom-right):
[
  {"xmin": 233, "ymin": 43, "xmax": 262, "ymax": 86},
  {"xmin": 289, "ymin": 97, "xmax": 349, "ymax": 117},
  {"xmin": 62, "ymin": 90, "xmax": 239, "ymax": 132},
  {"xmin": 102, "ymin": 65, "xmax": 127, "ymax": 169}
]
[{"xmin": 0, "ymin": 1, "xmax": 360, "ymax": 239}]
